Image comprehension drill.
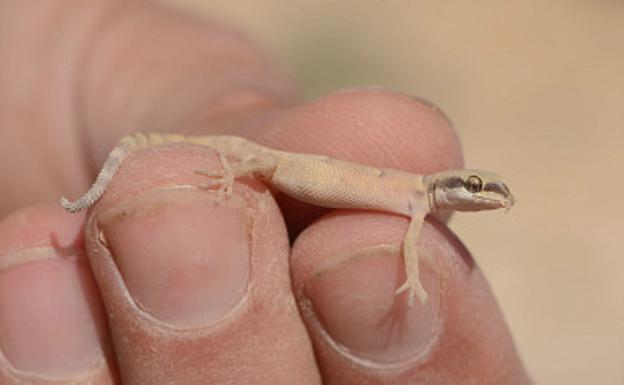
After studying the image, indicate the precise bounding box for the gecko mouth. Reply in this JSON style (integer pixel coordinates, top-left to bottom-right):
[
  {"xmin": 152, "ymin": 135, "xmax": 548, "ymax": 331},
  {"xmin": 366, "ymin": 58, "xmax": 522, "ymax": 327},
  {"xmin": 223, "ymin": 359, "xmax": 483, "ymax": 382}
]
[
  {"xmin": 476, "ymin": 193, "xmax": 515, "ymax": 209},
  {"xmin": 505, "ymin": 193, "xmax": 516, "ymax": 208}
]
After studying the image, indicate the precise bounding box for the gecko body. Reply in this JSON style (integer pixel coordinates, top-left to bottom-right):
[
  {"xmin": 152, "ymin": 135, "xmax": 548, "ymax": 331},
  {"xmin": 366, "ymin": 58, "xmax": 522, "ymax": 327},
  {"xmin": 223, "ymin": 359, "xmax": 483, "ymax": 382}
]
[{"xmin": 61, "ymin": 133, "xmax": 515, "ymax": 305}]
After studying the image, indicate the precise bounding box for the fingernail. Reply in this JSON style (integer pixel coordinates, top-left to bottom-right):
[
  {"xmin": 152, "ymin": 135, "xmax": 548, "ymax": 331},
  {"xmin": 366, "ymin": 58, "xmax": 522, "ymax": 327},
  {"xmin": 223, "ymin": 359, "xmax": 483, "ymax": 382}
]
[
  {"xmin": 304, "ymin": 245, "xmax": 440, "ymax": 363},
  {"xmin": 98, "ymin": 188, "xmax": 250, "ymax": 328},
  {"xmin": 0, "ymin": 249, "xmax": 105, "ymax": 376}
]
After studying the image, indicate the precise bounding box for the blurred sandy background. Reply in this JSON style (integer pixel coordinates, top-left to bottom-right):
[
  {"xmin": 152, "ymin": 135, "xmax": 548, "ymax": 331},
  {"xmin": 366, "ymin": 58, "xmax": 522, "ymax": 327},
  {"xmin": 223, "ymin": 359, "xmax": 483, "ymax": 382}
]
[{"xmin": 164, "ymin": 1, "xmax": 623, "ymax": 384}]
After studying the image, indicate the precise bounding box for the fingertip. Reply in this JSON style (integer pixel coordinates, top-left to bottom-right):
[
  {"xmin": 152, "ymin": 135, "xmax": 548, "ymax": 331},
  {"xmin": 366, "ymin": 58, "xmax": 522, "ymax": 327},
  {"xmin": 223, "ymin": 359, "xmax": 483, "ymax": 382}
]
[
  {"xmin": 0, "ymin": 204, "xmax": 116, "ymax": 383},
  {"xmin": 291, "ymin": 210, "xmax": 531, "ymax": 384}
]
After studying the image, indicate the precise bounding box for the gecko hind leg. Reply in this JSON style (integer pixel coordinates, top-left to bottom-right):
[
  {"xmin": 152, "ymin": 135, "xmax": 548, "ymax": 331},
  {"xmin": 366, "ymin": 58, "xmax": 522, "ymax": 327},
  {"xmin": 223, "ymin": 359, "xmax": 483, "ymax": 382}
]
[
  {"xmin": 394, "ymin": 214, "xmax": 428, "ymax": 306},
  {"xmin": 195, "ymin": 152, "xmax": 278, "ymax": 199}
]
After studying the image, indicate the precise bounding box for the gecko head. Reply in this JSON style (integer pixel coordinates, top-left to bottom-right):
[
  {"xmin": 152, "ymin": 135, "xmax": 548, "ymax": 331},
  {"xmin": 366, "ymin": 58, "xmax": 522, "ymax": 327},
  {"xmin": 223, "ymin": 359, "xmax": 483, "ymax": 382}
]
[{"xmin": 424, "ymin": 169, "xmax": 515, "ymax": 212}]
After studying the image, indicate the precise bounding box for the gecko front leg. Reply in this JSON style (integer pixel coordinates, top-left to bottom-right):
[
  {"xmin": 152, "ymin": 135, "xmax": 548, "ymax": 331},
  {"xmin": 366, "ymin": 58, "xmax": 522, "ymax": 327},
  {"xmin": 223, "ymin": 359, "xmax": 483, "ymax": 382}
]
[
  {"xmin": 195, "ymin": 152, "xmax": 279, "ymax": 199},
  {"xmin": 394, "ymin": 212, "xmax": 428, "ymax": 306}
]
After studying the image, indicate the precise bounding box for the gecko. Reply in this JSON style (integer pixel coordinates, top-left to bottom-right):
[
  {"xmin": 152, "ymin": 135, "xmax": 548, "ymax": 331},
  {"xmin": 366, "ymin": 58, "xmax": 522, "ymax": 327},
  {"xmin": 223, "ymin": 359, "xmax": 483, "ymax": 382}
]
[{"xmin": 60, "ymin": 132, "xmax": 515, "ymax": 306}]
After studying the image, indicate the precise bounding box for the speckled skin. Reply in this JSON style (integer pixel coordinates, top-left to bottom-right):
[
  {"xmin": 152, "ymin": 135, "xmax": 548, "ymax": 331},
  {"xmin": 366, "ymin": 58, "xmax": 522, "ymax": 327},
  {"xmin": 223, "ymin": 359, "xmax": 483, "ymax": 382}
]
[{"xmin": 61, "ymin": 133, "xmax": 514, "ymax": 305}]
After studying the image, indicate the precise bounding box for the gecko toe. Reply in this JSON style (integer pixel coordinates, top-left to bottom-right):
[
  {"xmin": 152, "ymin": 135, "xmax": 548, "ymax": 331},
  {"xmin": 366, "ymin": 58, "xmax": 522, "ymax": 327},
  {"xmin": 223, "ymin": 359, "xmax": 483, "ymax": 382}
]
[
  {"xmin": 195, "ymin": 169, "xmax": 225, "ymax": 177},
  {"xmin": 395, "ymin": 279, "xmax": 428, "ymax": 307}
]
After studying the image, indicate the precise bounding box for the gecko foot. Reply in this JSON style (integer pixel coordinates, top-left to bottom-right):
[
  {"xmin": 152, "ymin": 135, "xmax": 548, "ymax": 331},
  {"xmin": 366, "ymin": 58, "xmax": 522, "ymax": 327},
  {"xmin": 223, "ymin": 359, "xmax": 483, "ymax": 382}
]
[
  {"xmin": 196, "ymin": 173, "xmax": 235, "ymax": 200},
  {"xmin": 394, "ymin": 276, "xmax": 428, "ymax": 307},
  {"xmin": 196, "ymin": 152, "xmax": 235, "ymax": 200}
]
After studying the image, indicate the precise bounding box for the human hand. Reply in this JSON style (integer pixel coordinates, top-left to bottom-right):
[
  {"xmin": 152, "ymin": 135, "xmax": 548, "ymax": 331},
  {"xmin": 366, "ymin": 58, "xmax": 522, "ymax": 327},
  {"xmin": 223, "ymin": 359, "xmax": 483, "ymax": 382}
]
[{"xmin": 0, "ymin": 0, "xmax": 531, "ymax": 383}]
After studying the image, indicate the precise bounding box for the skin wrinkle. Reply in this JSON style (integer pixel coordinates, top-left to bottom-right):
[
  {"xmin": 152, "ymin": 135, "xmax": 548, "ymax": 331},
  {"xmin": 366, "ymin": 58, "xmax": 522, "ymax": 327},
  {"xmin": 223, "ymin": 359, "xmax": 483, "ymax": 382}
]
[
  {"xmin": 0, "ymin": 247, "xmax": 74, "ymax": 271},
  {"xmin": 0, "ymin": 353, "xmax": 111, "ymax": 385}
]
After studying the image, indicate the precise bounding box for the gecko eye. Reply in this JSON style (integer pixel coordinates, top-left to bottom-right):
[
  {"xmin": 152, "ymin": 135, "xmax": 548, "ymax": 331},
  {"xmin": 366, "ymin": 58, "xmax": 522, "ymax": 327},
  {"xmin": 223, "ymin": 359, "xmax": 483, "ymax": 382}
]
[{"xmin": 464, "ymin": 175, "xmax": 483, "ymax": 193}]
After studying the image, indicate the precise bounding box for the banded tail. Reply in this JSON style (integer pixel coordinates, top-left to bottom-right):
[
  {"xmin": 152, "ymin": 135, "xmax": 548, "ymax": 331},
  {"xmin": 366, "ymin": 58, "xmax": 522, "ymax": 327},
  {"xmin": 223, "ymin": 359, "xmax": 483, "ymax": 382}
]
[{"xmin": 60, "ymin": 133, "xmax": 187, "ymax": 213}]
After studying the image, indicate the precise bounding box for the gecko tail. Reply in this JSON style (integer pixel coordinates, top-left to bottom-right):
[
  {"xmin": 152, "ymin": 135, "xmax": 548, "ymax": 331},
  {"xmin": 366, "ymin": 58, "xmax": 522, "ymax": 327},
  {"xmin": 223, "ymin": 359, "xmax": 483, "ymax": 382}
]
[
  {"xmin": 60, "ymin": 196, "xmax": 87, "ymax": 213},
  {"xmin": 59, "ymin": 153, "xmax": 119, "ymax": 213},
  {"xmin": 60, "ymin": 133, "xmax": 185, "ymax": 213}
]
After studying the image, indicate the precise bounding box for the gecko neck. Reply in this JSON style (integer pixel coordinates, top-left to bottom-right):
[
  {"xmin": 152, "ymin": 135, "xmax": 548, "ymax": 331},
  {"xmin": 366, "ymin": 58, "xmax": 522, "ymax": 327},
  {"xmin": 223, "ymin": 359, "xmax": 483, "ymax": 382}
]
[{"xmin": 421, "ymin": 175, "xmax": 438, "ymax": 212}]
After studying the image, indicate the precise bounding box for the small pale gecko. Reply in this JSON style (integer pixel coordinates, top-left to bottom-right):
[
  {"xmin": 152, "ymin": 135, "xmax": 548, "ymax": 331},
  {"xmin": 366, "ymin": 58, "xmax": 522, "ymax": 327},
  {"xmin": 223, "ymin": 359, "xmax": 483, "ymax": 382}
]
[{"xmin": 61, "ymin": 133, "xmax": 515, "ymax": 305}]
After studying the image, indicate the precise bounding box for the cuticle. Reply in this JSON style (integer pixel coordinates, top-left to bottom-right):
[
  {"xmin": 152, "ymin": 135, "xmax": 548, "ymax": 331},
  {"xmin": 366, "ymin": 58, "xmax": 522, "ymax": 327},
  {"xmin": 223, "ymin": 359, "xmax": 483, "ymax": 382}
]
[
  {"xmin": 0, "ymin": 349, "xmax": 107, "ymax": 383},
  {"xmin": 0, "ymin": 247, "xmax": 77, "ymax": 271},
  {"xmin": 96, "ymin": 185, "xmax": 236, "ymax": 226},
  {"xmin": 311, "ymin": 243, "xmax": 401, "ymax": 279}
]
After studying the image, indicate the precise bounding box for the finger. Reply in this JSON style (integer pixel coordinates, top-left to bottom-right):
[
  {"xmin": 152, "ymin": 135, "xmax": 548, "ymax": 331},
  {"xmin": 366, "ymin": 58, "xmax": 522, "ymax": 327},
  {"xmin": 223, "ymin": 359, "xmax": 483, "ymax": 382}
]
[
  {"xmin": 78, "ymin": 0, "xmax": 297, "ymax": 170},
  {"xmin": 0, "ymin": 0, "xmax": 294, "ymax": 214},
  {"xmin": 84, "ymin": 145, "xmax": 320, "ymax": 384},
  {"xmin": 291, "ymin": 212, "xmax": 532, "ymax": 384},
  {"xmin": 0, "ymin": 205, "xmax": 118, "ymax": 384},
  {"xmin": 240, "ymin": 88, "xmax": 463, "ymax": 233}
]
